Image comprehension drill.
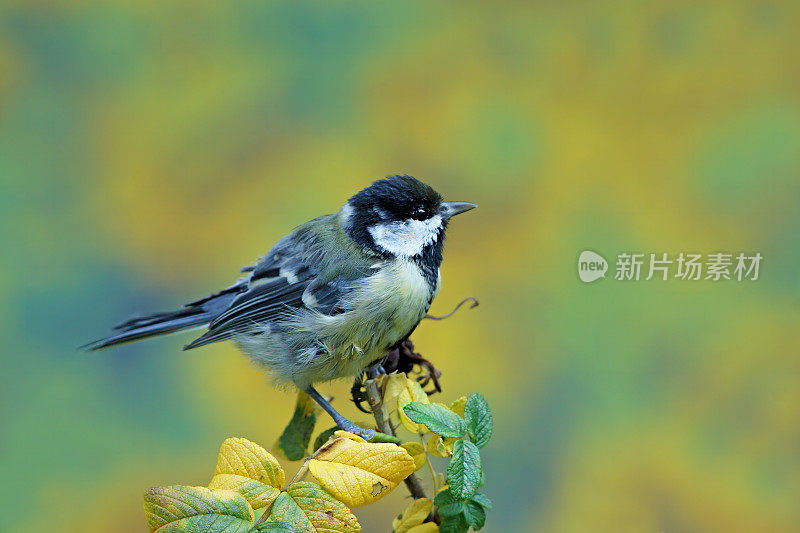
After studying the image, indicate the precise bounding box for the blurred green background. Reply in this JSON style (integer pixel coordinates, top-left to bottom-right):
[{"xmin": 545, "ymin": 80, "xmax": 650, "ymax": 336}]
[{"xmin": 2, "ymin": 1, "xmax": 800, "ymax": 531}]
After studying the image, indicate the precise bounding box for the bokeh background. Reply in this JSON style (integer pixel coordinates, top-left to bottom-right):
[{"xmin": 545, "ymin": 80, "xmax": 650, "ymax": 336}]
[{"xmin": 2, "ymin": 1, "xmax": 800, "ymax": 531}]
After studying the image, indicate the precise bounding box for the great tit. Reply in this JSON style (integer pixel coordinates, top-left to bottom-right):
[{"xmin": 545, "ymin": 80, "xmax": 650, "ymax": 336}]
[{"xmin": 86, "ymin": 175, "xmax": 476, "ymax": 438}]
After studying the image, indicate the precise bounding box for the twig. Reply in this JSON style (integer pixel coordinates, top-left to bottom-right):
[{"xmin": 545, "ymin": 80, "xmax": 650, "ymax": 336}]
[
  {"xmin": 253, "ymin": 454, "xmax": 311, "ymax": 528},
  {"xmin": 254, "ymin": 452, "xmax": 314, "ymax": 528},
  {"xmin": 364, "ymin": 379, "xmax": 392, "ymax": 435},
  {"xmin": 363, "ymin": 377, "xmax": 428, "ymax": 500},
  {"xmin": 419, "ymin": 434, "xmax": 438, "ymax": 494},
  {"xmin": 286, "ymin": 456, "xmax": 311, "ymax": 487}
]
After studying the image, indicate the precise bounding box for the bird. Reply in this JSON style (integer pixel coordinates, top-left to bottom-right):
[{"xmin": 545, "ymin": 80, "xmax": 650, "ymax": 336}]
[{"xmin": 85, "ymin": 175, "xmax": 476, "ymax": 439}]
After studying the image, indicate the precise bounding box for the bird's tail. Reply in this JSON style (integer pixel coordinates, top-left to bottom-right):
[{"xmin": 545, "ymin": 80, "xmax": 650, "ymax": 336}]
[
  {"xmin": 83, "ymin": 279, "xmax": 246, "ymax": 351},
  {"xmin": 82, "ymin": 308, "xmax": 215, "ymax": 351}
]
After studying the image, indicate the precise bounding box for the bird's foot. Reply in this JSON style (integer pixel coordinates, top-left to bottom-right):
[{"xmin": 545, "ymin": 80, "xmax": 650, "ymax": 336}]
[
  {"xmin": 366, "ymin": 362, "xmax": 386, "ymax": 379},
  {"xmin": 336, "ymin": 420, "xmax": 376, "ymax": 441},
  {"xmin": 305, "ymin": 384, "xmax": 376, "ymax": 441}
]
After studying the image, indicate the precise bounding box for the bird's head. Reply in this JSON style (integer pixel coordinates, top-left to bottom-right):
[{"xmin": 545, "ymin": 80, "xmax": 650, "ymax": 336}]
[{"xmin": 342, "ymin": 175, "xmax": 476, "ymax": 259}]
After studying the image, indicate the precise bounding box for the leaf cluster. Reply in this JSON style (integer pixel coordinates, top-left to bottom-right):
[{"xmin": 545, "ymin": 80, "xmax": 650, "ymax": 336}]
[
  {"xmin": 143, "ymin": 429, "xmax": 416, "ymax": 532},
  {"xmin": 401, "ymin": 392, "xmax": 493, "ymax": 533},
  {"xmin": 373, "ymin": 372, "xmax": 493, "ymax": 533},
  {"xmin": 142, "ymin": 376, "xmax": 493, "ymax": 533}
]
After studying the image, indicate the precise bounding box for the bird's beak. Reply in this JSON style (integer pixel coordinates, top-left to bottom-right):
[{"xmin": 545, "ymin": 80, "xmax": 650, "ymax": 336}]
[{"xmin": 440, "ymin": 201, "xmax": 477, "ymax": 219}]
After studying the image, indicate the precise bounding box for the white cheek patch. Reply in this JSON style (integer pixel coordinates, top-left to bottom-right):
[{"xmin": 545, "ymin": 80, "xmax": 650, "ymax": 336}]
[{"xmin": 368, "ymin": 215, "xmax": 443, "ymax": 257}]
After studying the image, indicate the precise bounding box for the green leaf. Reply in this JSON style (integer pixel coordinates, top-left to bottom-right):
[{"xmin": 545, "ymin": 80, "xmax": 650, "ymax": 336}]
[
  {"xmin": 403, "ymin": 403, "xmax": 466, "ymax": 438},
  {"xmin": 369, "ymin": 431, "xmax": 403, "ymax": 444},
  {"xmin": 446, "ymin": 440, "xmax": 482, "ymax": 499},
  {"xmin": 253, "ymin": 507, "xmax": 269, "ymax": 523},
  {"xmin": 312, "ymin": 426, "xmax": 338, "ymax": 451},
  {"xmin": 264, "ymin": 482, "xmax": 360, "ymax": 532},
  {"xmin": 463, "ymin": 500, "xmax": 486, "ymax": 531},
  {"xmin": 433, "ymin": 489, "xmax": 464, "ymax": 518},
  {"xmin": 437, "ymin": 501, "xmax": 466, "ymax": 518},
  {"xmin": 278, "ymin": 392, "xmax": 318, "ymax": 461},
  {"xmin": 433, "ymin": 489, "xmax": 458, "ymax": 507},
  {"xmin": 256, "ymin": 521, "xmax": 298, "ymax": 532},
  {"xmin": 438, "ymin": 513, "xmax": 469, "ymax": 533},
  {"xmin": 143, "ymin": 485, "xmax": 254, "ymax": 533},
  {"xmin": 470, "ymin": 493, "xmax": 492, "ymax": 511},
  {"xmin": 464, "ymin": 393, "xmax": 492, "ymax": 448}
]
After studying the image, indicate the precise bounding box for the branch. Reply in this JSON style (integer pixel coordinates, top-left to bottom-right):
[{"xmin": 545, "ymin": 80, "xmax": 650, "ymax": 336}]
[{"xmin": 363, "ymin": 376, "xmax": 428, "ymax": 500}]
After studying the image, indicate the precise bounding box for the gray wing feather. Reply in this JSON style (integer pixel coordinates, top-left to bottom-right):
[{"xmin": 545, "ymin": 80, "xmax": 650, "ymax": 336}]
[
  {"xmin": 87, "ymin": 214, "xmax": 377, "ymax": 352},
  {"xmin": 184, "ymin": 215, "xmax": 379, "ymax": 351},
  {"xmin": 185, "ymin": 237, "xmax": 324, "ymax": 349}
]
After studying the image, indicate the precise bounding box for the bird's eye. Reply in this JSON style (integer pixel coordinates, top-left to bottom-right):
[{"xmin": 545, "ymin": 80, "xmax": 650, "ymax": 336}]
[{"xmin": 415, "ymin": 207, "xmax": 426, "ymax": 216}]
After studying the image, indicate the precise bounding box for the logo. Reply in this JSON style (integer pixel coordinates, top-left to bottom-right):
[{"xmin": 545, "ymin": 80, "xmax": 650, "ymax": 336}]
[
  {"xmin": 577, "ymin": 250, "xmax": 762, "ymax": 283},
  {"xmin": 578, "ymin": 250, "xmax": 608, "ymax": 283}
]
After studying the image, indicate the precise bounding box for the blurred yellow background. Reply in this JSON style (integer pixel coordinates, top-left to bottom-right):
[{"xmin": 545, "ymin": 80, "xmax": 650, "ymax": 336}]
[{"xmin": 2, "ymin": 1, "xmax": 799, "ymax": 531}]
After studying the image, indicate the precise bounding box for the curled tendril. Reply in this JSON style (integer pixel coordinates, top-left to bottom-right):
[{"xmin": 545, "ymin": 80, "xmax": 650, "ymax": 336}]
[{"xmin": 424, "ymin": 296, "xmax": 479, "ymax": 320}]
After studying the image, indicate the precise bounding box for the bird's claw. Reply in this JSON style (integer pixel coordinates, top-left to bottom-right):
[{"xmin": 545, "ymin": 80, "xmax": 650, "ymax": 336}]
[
  {"xmin": 366, "ymin": 363, "xmax": 386, "ymax": 379},
  {"xmin": 338, "ymin": 420, "xmax": 376, "ymax": 441}
]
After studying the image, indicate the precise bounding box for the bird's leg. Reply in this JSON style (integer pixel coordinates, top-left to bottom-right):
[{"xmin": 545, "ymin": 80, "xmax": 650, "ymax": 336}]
[
  {"xmin": 366, "ymin": 361, "xmax": 387, "ymax": 379},
  {"xmin": 305, "ymin": 385, "xmax": 376, "ymax": 441},
  {"xmin": 350, "ymin": 361, "xmax": 388, "ymax": 414}
]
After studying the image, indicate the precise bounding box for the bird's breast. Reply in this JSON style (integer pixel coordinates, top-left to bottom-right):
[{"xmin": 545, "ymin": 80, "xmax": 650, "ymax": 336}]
[
  {"xmin": 365, "ymin": 259, "xmax": 437, "ymax": 319},
  {"xmin": 331, "ymin": 260, "xmax": 437, "ymax": 360}
]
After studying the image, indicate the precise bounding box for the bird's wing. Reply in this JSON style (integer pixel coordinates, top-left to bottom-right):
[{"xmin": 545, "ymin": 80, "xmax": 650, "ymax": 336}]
[{"xmin": 184, "ymin": 216, "xmax": 379, "ymax": 350}]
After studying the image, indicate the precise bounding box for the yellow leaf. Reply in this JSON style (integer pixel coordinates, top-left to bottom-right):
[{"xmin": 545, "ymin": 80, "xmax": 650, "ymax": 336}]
[
  {"xmin": 401, "ymin": 442, "xmax": 427, "ymax": 471},
  {"xmin": 396, "ymin": 377, "xmax": 431, "ymax": 433},
  {"xmin": 334, "ymin": 429, "xmax": 367, "ymax": 443},
  {"xmin": 392, "ymin": 498, "xmax": 433, "ymax": 533},
  {"xmin": 374, "ymin": 372, "xmax": 389, "ymax": 389},
  {"xmin": 424, "ymin": 434, "xmax": 442, "ymax": 456},
  {"xmin": 208, "ymin": 437, "xmax": 285, "ymax": 509},
  {"xmin": 265, "ymin": 481, "xmax": 360, "ymax": 533},
  {"xmin": 308, "ymin": 434, "xmax": 416, "ymax": 507},
  {"xmin": 442, "ymin": 437, "xmax": 457, "ymax": 454},
  {"xmin": 449, "ymin": 396, "xmax": 467, "ymax": 418},
  {"xmin": 144, "ymin": 485, "xmax": 254, "ymax": 533},
  {"xmin": 382, "ymin": 372, "xmax": 408, "ymax": 411},
  {"xmin": 425, "ymin": 434, "xmax": 447, "ymax": 458},
  {"xmin": 407, "ymin": 524, "xmax": 440, "ymax": 533}
]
